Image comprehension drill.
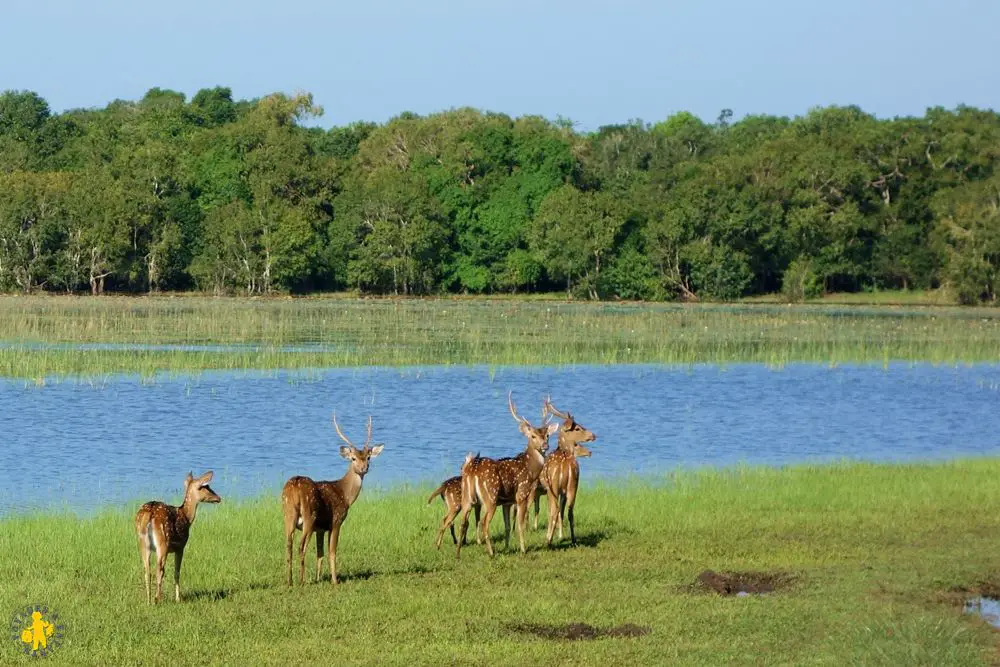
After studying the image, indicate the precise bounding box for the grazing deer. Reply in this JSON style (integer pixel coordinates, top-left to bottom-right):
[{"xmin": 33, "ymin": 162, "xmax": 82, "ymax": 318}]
[
  {"xmin": 539, "ymin": 397, "xmax": 596, "ymax": 545},
  {"xmin": 135, "ymin": 471, "xmax": 221, "ymax": 604},
  {"xmin": 428, "ymin": 476, "xmax": 481, "ymax": 548},
  {"xmin": 281, "ymin": 413, "xmax": 383, "ymax": 586},
  {"xmin": 454, "ymin": 392, "xmax": 557, "ymax": 558}
]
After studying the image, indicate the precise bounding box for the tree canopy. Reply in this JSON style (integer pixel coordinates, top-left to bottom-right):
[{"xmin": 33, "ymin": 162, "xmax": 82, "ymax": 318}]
[{"xmin": 1, "ymin": 88, "xmax": 998, "ymax": 302}]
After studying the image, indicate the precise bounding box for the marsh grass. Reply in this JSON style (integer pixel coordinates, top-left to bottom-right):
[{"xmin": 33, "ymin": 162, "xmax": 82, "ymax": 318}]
[
  {"xmin": 2, "ymin": 461, "xmax": 1000, "ymax": 665},
  {"xmin": 0, "ymin": 295, "xmax": 998, "ymax": 379}
]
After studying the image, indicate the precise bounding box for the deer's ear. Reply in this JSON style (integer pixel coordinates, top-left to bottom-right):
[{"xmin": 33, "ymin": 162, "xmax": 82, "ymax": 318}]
[
  {"xmin": 518, "ymin": 421, "xmax": 532, "ymax": 437},
  {"xmin": 369, "ymin": 444, "xmax": 384, "ymax": 458},
  {"xmin": 185, "ymin": 472, "xmax": 194, "ymax": 486},
  {"xmin": 339, "ymin": 446, "xmax": 353, "ymax": 459},
  {"xmin": 546, "ymin": 422, "xmax": 559, "ymax": 436},
  {"xmin": 197, "ymin": 471, "xmax": 214, "ymax": 486}
]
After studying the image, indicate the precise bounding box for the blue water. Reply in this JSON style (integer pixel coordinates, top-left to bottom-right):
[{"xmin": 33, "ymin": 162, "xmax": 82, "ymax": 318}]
[
  {"xmin": 964, "ymin": 597, "xmax": 1000, "ymax": 629},
  {"xmin": 1, "ymin": 363, "xmax": 999, "ymax": 516}
]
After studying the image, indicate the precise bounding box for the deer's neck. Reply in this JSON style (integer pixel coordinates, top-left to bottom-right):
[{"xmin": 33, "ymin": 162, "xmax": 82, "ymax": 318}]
[
  {"xmin": 525, "ymin": 447, "xmax": 545, "ymax": 477},
  {"xmin": 336, "ymin": 469, "xmax": 365, "ymax": 507},
  {"xmin": 556, "ymin": 434, "xmax": 575, "ymax": 452},
  {"xmin": 179, "ymin": 496, "xmax": 199, "ymax": 525}
]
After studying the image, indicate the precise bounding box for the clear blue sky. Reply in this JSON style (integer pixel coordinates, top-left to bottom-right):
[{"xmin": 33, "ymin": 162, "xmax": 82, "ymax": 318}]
[{"xmin": 2, "ymin": 0, "xmax": 996, "ymax": 131}]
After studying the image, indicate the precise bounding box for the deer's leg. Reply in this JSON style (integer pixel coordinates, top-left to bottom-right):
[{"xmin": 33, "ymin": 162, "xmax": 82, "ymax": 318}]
[
  {"xmin": 558, "ymin": 493, "xmax": 567, "ymax": 541},
  {"xmin": 154, "ymin": 542, "xmax": 167, "ymax": 604},
  {"xmin": 532, "ymin": 489, "xmax": 541, "ymax": 531},
  {"xmin": 567, "ymin": 497, "xmax": 578, "ymax": 545},
  {"xmin": 137, "ymin": 531, "xmax": 151, "ymax": 604},
  {"xmin": 283, "ymin": 506, "xmax": 298, "ymax": 587},
  {"xmin": 456, "ymin": 501, "xmax": 473, "ymax": 559},
  {"xmin": 436, "ymin": 503, "xmax": 459, "ymax": 549},
  {"xmin": 474, "ymin": 502, "xmax": 482, "ymax": 544},
  {"xmin": 516, "ymin": 496, "xmax": 530, "ymax": 554},
  {"xmin": 298, "ymin": 517, "xmax": 314, "ymax": 586},
  {"xmin": 479, "ymin": 501, "xmax": 497, "ymax": 557},
  {"xmin": 173, "ymin": 548, "xmax": 184, "ymax": 603},
  {"xmin": 567, "ymin": 471, "xmax": 580, "ymax": 545},
  {"xmin": 502, "ymin": 503, "xmax": 513, "ymax": 550},
  {"xmin": 328, "ymin": 525, "xmax": 341, "ymax": 585},
  {"xmin": 545, "ymin": 486, "xmax": 560, "ymax": 546},
  {"xmin": 315, "ymin": 530, "xmax": 326, "ymax": 583}
]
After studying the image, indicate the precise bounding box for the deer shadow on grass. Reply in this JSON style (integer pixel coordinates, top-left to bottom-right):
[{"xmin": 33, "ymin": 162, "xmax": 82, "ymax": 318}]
[
  {"xmin": 481, "ymin": 529, "xmax": 610, "ymax": 555},
  {"xmin": 314, "ymin": 569, "xmax": 377, "ymax": 584},
  {"xmin": 185, "ymin": 580, "xmax": 273, "ymax": 602},
  {"xmin": 543, "ymin": 530, "xmax": 609, "ymax": 551}
]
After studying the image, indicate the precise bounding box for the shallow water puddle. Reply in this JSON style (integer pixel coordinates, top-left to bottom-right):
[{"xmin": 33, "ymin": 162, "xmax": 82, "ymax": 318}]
[{"xmin": 964, "ymin": 597, "xmax": 1000, "ymax": 629}]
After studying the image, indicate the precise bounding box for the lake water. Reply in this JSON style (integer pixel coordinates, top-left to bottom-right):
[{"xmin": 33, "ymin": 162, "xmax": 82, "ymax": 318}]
[{"xmin": 2, "ymin": 363, "xmax": 999, "ymax": 516}]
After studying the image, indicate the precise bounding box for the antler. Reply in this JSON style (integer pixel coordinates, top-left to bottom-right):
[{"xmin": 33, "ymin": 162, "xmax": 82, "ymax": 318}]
[
  {"xmin": 544, "ymin": 395, "xmax": 570, "ymax": 420},
  {"xmin": 508, "ymin": 391, "xmax": 528, "ymax": 425},
  {"xmin": 363, "ymin": 415, "xmax": 373, "ymax": 448},
  {"xmin": 332, "ymin": 411, "xmax": 355, "ymax": 448}
]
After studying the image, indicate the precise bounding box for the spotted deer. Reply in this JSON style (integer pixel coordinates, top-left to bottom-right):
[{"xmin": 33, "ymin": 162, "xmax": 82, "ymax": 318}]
[
  {"xmin": 454, "ymin": 392, "xmax": 557, "ymax": 558},
  {"xmin": 428, "ymin": 476, "xmax": 481, "ymax": 548},
  {"xmin": 135, "ymin": 471, "xmax": 221, "ymax": 604},
  {"xmin": 281, "ymin": 413, "xmax": 384, "ymax": 586},
  {"xmin": 538, "ymin": 397, "xmax": 596, "ymax": 545}
]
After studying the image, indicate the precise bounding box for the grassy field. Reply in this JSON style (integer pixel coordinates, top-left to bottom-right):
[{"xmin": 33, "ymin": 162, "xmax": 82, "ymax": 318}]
[
  {"xmin": 1, "ymin": 294, "xmax": 999, "ymax": 379},
  {"xmin": 2, "ymin": 461, "xmax": 1000, "ymax": 665}
]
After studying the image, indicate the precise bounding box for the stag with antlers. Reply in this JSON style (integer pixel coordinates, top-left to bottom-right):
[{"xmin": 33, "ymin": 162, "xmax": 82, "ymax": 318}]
[
  {"xmin": 538, "ymin": 397, "xmax": 596, "ymax": 545},
  {"xmin": 453, "ymin": 392, "xmax": 557, "ymax": 558},
  {"xmin": 281, "ymin": 413, "xmax": 383, "ymax": 586}
]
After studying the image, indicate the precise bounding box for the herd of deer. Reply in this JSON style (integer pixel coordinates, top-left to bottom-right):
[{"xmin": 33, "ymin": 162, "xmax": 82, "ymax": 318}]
[{"xmin": 133, "ymin": 392, "xmax": 594, "ymax": 604}]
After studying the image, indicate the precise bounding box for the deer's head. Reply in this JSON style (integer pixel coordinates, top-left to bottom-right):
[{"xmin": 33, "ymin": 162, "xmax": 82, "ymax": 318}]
[
  {"xmin": 333, "ymin": 412, "xmax": 384, "ymax": 477},
  {"xmin": 184, "ymin": 470, "xmax": 222, "ymax": 505},
  {"xmin": 508, "ymin": 392, "xmax": 557, "ymax": 455},
  {"xmin": 544, "ymin": 396, "xmax": 596, "ymax": 454}
]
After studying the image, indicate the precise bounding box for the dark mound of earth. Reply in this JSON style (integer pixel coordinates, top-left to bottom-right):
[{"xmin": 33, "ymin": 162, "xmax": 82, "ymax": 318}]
[{"xmin": 508, "ymin": 622, "xmax": 651, "ymax": 640}]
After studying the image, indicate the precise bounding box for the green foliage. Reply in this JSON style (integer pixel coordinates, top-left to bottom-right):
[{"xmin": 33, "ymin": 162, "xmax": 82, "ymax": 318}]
[
  {"xmin": 0, "ymin": 90, "xmax": 50, "ymax": 140},
  {"xmin": 190, "ymin": 86, "xmax": 237, "ymax": 127},
  {"xmin": 932, "ymin": 174, "xmax": 1000, "ymax": 304},
  {"xmin": 0, "ymin": 87, "xmax": 999, "ymax": 302},
  {"xmin": 599, "ymin": 241, "xmax": 663, "ymax": 301},
  {"xmin": 781, "ymin": 257, "xmax": 823, "ymax": 302},
  {"xmin": 529, "ymin": 185, "xmax": 624, "ymax": 298}
]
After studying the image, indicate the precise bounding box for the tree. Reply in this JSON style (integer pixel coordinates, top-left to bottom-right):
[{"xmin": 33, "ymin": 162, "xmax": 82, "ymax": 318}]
[
  {"xmin": 341, "ymin": 168, "xmax": 447, "ymax": 295},
  {"xmin": 932, "ymin": 174, "xmax": 1000, "ymax": 304},
  {"xmin": 529, "ymin": 185, "xmax": 623, "ymax": 299},
  {"xmin": 0, "ymin": 171, "xmax": 70, "ymax": 292}
]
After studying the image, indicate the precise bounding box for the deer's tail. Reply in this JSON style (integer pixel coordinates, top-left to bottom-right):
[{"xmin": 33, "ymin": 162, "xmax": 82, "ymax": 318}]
[{"xmin": 427, "ymin": 483, "xmax": 448, "ymax": 505}]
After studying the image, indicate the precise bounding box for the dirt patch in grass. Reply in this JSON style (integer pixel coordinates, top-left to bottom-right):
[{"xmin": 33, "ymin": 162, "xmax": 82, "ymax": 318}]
[
  {"xmin": 938, "ymin": 578, "xmax": 1000, "ymax": 606},
  {"xmin": 508, "ymin": 622, "xmax": 651, "ymax": 640},
  {"xmin": 694, "ymin": 569, "xmax": 793, "ymax": 596}
]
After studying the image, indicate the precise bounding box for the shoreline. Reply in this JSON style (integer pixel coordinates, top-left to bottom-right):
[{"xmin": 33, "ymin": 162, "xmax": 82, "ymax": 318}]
[{"xmin": 4, "ymin": 456, "xmax": 999, "ymax": 520}]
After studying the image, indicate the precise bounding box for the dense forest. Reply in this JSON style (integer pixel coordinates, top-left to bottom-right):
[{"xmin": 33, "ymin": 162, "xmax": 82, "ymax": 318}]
[{"xmin": 1, "ymin": 87, "xmax": 998, "ymax": 302}]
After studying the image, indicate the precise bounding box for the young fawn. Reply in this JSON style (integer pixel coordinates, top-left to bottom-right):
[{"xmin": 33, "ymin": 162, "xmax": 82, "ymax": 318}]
[
  {"xmin": 428, "ymin": 475, "xmax": 480, "ymax": 548},
  {"xmin": 539, "ymin": 397, "xmax": 596, "ymax": 545},
  {"xmin": 281, "ymin": 413, "xmax": 384, "ymax": 586},
  {"xmin": 454, "ymin": 392, "xmax": 557, "ymax": 558},
  {"xmin": 135, "ymin": 471, "xmax": 221, "ymax": 604}
]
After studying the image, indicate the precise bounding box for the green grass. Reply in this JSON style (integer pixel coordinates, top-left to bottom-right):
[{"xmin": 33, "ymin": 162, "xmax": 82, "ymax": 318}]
[
  {"xmin": 2, "ymin": 460, "xmax": 1000, "ymax": 665},
  {"xmin": 744, "ymin": 288, "xmax": 959, "ymax": 307},
  {"xmin": 1, "ymin": 294, "xmax": 999, "ymax": 379}
]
